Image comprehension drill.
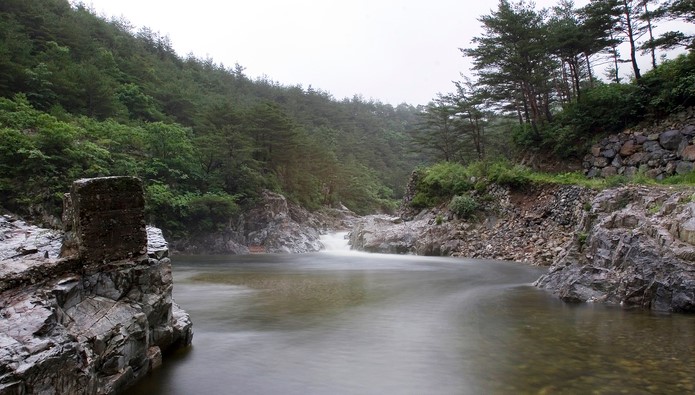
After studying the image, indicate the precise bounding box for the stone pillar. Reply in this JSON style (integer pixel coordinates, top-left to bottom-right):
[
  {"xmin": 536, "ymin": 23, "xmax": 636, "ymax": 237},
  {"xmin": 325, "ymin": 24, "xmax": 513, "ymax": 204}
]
[{"xmin": 62, "ymin": 176, "xmax": 147, "ymax": 263}]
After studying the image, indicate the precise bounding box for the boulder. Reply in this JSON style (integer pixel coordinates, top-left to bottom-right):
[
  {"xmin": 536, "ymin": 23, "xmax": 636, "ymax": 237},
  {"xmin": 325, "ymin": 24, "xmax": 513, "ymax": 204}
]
[
  {"xmin": 676, "ymin": 161, "xmax": 695, "ymax": 175},
  {"xmin": 681, "ymin": 145, "xmax": 695, "ymax": 161},
  {"xmin": 619, "ymin": 140, "xmax": 640, "ymax": 156},
  {"xmin": 659, "ymin": 129, "xmax": 684, "ymax": 151}
]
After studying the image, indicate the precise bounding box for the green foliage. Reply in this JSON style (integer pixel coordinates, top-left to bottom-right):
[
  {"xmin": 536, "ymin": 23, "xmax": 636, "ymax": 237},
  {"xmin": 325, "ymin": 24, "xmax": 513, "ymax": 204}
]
[
  {"xmin": 485, "ymin": 161, "xmax": 533, "ymax": 188},
  {"xmin": 449, "ymin": 194, "xmax": 479, "ymax": 219},
  {"xmin": 185, "ymin": 193, "xmax": 239, "ymax": 233},
  {"xmin": 513, "ymin": 52, "xmax": 695, "ymax": 159},
  {"xmin": 411, "ymin": 162, "xmax": 474, "ymax": 208},
  {"xmin": 636, "ymin": 52, "xmax": 695, "ymax": 119},
  {"xmin": 577, "ymin": 232, "xmax": 589, "ymax": 250},
  {"xmin": 661, "ymin": 170, "xmax": 695, "ymax": 185}
]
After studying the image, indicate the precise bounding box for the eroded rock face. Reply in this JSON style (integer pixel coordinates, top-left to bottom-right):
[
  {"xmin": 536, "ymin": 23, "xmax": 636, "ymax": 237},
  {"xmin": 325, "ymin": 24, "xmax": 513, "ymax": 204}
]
[
  {"xmin": 171, "ymin": 190, "xmax": 358, "ymax": 254},
  {"xmin": 351, "ymin": 184, "xmax": 592, "ymax": 264},
  {"xmin": 0, "ymin": 177, "xmax": 192, "ymax": 394},
  {"xmin": 535, "ymin": 186, "xmax": 695, "ymax": 312},
  {"xmin": 349, "ymin": 215, "xmax": 433, "ymax": 254}
]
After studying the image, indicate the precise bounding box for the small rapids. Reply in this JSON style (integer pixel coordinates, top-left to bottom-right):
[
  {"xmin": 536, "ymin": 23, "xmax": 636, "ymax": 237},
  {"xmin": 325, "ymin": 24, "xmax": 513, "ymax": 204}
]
[{"xmin": 319, "ymin": 231, "xmax": 351, "ymax": 252}]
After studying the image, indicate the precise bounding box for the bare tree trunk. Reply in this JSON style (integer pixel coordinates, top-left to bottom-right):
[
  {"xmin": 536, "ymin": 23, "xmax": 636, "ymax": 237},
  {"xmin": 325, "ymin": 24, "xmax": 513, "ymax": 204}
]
[
  {"xmin": 643, "ymin": 0, "xmax": 657, "ymax": 69},
  {"xmin": 622, "ymin": 0, "xmax": 642, "ymax": 79},
  {"xmin": 568, "ymin": 59, "xmax": 581, "ymax": 101},
  {"xmin": 584, "ymin": 53, "xmax": 595, "ymax": 88},
  {"xmin": 560, "ymin": 62, "xmax": 572, "ymax": 103},
  {"xmin": 610, "ymin": 31, "xmax": 621, "ymax": 83}
]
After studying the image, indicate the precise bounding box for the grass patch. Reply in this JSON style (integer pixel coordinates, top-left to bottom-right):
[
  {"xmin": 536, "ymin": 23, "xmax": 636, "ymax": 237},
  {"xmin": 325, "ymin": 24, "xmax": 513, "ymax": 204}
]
[{"xmin": 410, "ymin": 160, "xmax": 695, "ymax": 210}]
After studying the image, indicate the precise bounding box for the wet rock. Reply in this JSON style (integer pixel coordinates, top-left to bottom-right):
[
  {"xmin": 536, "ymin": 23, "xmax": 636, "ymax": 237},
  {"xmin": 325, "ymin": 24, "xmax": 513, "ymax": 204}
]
[
  {"xmin": 170, "ymin": 190, "xmax": 358, "ymax": 254},
  {"xmin": 535, "ymin": 186, "xmax": 695, "ymax": 313},
  {"xmin": 0, "ymin": 177, "xmax": 192, "ymax": 394}
]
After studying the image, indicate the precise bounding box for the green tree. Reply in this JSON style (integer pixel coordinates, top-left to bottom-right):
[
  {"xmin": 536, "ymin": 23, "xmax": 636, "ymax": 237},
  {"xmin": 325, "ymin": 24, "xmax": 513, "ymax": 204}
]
[
  {"xmin": 652, "ymin": 0, "xmax": 695, "ymax": 49},
  {"xmin": 411, "ymin": 95, "xmax": 467, "ymax": 162},
  {"xmin": 463, "ymin": 0, "xmax": 557, "ymax": 137}
]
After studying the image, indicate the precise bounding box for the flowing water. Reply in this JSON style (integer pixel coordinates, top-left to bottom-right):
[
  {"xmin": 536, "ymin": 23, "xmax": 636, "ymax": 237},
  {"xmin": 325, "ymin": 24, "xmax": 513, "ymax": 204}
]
[{"xmin": 130, "ymin": 233, "xmax": 695, "ymax": 394}]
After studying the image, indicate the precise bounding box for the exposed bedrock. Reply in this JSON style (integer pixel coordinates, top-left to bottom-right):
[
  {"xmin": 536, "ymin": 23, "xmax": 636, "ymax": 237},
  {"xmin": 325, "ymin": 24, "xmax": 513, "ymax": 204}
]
[{"xmin": 0, "ymin": 177, "xmax": 192, "ymax": 394}]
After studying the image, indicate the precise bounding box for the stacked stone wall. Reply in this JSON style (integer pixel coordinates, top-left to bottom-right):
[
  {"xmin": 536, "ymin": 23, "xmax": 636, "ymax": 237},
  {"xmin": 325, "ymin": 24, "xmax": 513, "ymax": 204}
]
[{"xmin": 583, "ymin": 108, "xmax": 695, "ymax": 179}]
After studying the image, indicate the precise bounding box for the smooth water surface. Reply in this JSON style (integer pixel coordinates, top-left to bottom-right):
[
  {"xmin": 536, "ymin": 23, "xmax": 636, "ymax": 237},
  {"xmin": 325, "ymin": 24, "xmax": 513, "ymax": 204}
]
[{"xmin": 131, "ymin": 237, "xmax": 695, "ymax": 394}]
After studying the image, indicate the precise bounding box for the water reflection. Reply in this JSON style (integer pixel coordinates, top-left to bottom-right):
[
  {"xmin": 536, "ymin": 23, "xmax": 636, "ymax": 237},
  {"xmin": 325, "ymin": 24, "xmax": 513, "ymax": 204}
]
[{"xmin": 130, "ymin": 253, "xmax": 695, "ymax": 395}]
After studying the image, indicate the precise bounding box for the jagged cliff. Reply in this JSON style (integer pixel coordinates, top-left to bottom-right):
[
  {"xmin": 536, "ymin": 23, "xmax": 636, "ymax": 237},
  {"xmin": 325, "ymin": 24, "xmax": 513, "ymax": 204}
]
[
  {"xmin": 535, "ymin": 186, "xmax": 695, "ymax": 312},
  {"xmin": 0, "ymin": 177, "xmax": 192, "ymax": 394}
]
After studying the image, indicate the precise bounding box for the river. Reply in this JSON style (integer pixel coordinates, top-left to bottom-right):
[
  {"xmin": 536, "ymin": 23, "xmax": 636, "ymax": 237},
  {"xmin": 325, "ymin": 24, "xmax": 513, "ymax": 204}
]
[{"xmin": 130, "ymin": 233, "xmax": 695, "ymax": 394}]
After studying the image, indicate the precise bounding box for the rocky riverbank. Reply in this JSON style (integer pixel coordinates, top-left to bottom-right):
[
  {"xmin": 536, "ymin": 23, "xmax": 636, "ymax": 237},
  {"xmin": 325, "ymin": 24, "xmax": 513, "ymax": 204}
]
[
  {"xmin": 170, "ymin": 189, "xmax": 358, "ymax": 254},
  {"xmin": 350, "ymin": 181, "xmax": 695, "ymax": 313},
  {"xmin": 350, "ymin": 184, "xmax": 594, "ymax": 265},
  {"xmin": 0, "ymin": 177, "xmax": 192, "ymax": 394}
]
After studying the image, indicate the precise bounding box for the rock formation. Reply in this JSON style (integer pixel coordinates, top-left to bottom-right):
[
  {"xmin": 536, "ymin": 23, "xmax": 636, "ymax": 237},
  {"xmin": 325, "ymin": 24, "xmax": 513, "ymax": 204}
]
[
  {"xmin": 353, "ymin": 175, "xmax": 695, "ymax": 313},
  {"xmin": 535, "ymin": 185, "xmax": 695, "ymax": 312},
  {"xmin": 171, "ymin": 189, "xmax": 357, "ymax": 254},
  {"xmin": 351, "ymin": 184, "xmax": 593, "ymax": 265},
  {"xmin": 0, "ymin": 177, "xmax": 192, "ymax": 394}
]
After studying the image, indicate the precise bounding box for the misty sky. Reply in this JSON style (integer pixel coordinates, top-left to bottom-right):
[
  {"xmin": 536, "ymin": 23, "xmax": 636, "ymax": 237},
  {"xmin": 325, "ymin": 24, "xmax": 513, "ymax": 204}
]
[{"xmin": 83, "ymin": 0, "xmax": 687, "ymax": 106}]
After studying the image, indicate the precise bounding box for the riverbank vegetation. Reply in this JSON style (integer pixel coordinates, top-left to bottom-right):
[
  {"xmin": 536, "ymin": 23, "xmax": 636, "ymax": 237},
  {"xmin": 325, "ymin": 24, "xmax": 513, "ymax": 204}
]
[
  {"xmin": 409, "ymin": 159, "xmax": 695, "ymax": 212},
  {"xmin": 409, "ymin": 0, "xmax": 695, "ymax": 210}
]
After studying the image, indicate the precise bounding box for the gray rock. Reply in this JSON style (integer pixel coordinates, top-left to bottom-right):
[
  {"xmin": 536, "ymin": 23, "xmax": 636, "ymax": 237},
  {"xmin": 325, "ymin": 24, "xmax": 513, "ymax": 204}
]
[
  {"xmin": 643, "ymin": 140, "xmax": 662, "ymax": 153},
  {"xmin": 535, "ymin": 186, "xmax": 695, "ymax": 312},
  {"xmin": 660, "ymin": 129, "xmax": 684, "ymax": 150},
  {"xmin": 676, "ymin": 161, "xmax": 694, "ymax": 175},
  {"xmin": 623, "ymin": 166, "xmax": 639, "ymax": 177},
  {"xmin": 170, "ymin": 190, "xmax": 356, "ymax": 254},
  {"xmin": 601, "ymin": 149, "xmax": 616, "ymax": 158},
  {"xmin": 601, "ymin": 166, "xmax": 618, "ymax": 177},
  {"xmin": 593, "ymin": 156, "xmax": 609, "ymax": 168},
  {"xmin": 0, "ymin": 178, "xmax": 192, "ymax": 394}
]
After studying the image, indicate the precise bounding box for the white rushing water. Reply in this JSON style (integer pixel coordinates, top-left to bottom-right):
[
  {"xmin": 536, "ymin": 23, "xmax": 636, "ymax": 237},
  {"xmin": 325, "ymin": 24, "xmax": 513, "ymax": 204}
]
[{"xmin": 319, "ymin": 231, "xmax": 351, "ymax": 252}]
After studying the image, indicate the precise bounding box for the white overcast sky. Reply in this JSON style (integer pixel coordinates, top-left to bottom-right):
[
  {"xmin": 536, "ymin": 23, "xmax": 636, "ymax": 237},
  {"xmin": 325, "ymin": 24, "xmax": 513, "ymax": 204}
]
[{"xmin": 81, "ymin": 0, "xmax": 688, "ymax": 106}]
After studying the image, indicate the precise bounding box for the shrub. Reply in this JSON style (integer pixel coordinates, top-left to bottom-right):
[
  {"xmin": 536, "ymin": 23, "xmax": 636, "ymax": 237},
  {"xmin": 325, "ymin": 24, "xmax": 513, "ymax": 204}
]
[
  {"xmin": 449, "ymin": 194, "xmax": 479, "ymax": 219},
  {"xmin": 411, "ymin": 162, "xmax": 473, "ymax": 208},
  {"xmin": 486, "ymin": 161, "xmax": 533, "ymax": 187}
]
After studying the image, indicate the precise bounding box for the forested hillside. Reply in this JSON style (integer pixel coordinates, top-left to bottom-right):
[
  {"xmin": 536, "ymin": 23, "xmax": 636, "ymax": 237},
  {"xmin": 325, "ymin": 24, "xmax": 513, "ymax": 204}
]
[{"xmin": 0, "ymin": 0, "xmax": 422, "ymax": 235}]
